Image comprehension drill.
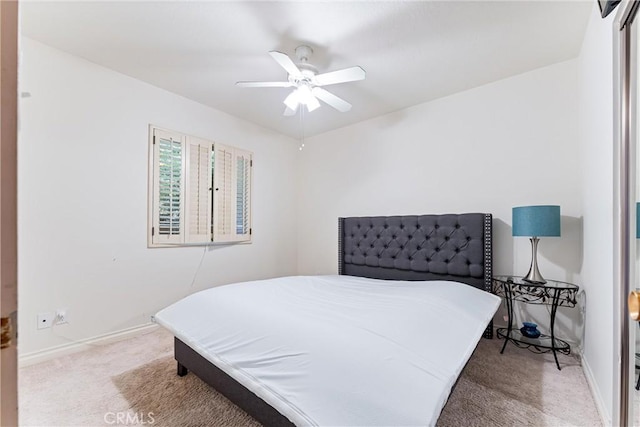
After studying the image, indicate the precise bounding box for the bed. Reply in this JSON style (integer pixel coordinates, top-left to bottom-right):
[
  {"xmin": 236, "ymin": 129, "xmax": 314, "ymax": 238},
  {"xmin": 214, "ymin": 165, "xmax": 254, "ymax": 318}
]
[{"xmin": 154, "ymin": 213, "xmax": 499, "ymax": 426}]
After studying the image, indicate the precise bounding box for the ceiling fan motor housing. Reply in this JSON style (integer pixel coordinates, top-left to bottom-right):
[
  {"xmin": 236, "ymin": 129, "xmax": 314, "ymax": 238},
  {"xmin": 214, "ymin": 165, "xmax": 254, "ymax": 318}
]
[
  {"xmin": 293, "ymin": 46, "xmax": 318, "ymax": 81},
  {"xmin": 295, "ymin": 45, "xmax": 313, "ymax": 62}
]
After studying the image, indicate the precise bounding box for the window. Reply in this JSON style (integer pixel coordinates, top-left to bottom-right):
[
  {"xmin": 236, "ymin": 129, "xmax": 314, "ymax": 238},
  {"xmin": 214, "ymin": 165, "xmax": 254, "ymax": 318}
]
[{"xmin": 148, "ymin": 126, "xmax": 252, "ymax": 247}]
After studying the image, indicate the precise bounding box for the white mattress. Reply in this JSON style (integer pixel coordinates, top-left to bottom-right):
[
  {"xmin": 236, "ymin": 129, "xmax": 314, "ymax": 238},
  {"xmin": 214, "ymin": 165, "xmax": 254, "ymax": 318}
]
[{"xmin": 154, "ymin": 275, "xmax": 500, "ymax": 426}]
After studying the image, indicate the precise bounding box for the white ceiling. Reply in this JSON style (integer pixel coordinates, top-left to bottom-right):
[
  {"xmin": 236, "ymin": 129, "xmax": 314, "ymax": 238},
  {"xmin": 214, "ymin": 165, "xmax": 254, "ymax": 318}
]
[{"xmin": 20, "ymin": 1, "xmax": 592, "ymax": 139}]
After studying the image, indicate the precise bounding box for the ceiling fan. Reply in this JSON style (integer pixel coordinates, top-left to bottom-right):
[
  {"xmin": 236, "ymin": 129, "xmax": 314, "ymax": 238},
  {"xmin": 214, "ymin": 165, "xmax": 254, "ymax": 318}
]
[{"xmin": 236, "ymin": 45, "xmax": 366, "ymax": 116}]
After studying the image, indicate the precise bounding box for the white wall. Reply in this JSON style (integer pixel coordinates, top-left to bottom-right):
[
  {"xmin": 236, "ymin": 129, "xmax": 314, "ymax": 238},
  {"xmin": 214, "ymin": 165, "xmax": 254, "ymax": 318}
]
[
  {"xmin": 297, "ymin": 59, "xmax": 581, "ymax": 279},
  {"xmin": 296, "ymin": 59, "xmax": 584, "ymax": 344},
  {"xmin": 578, "ymin": 5, "xmax": 615, "ymax": 425},
  {"xmin": 18, "ymin": 38, "xmax": 299, "ymax": 356}
]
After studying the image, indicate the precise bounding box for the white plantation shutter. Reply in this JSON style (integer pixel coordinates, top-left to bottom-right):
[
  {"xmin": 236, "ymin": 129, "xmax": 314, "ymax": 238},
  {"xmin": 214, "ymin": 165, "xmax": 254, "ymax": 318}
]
[
  {"xmin": 234, "ymin": 149, "xmax": 252, "ymax": 241},
  {"xmin": 152, "ymin": 128, "xmax": 185, "ymax": 245},
  {"xmin": 149, "ymin": 126, "xmax": 252, "ymax": 246},
  {"xmin": 213, "ymin": 143, "xmax": 234, "ymax": 241},
  {"xmin": 186, "ymin": 137, "xmax": 213, "ymax": 243}
]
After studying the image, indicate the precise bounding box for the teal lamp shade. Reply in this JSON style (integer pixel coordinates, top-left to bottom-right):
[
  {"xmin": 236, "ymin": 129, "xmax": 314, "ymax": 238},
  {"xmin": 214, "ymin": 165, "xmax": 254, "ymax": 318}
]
[{"xmin": 512, "ymin": 205, "xmax": 561, "ymax": 237}]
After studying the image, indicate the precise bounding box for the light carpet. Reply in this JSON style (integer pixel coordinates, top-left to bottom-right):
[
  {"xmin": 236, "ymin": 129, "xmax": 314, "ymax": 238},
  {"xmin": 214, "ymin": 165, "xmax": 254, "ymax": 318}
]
[{"xmin": 20, "ymin": 327, "xmax": 602, "ymax": 426}]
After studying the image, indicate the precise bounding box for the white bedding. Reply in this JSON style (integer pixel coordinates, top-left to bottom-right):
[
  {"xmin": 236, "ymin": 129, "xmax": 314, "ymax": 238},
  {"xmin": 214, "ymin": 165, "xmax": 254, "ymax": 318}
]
[{"xmin": 154, "ymin": 275, "xmax": 500, "ymax": 426}]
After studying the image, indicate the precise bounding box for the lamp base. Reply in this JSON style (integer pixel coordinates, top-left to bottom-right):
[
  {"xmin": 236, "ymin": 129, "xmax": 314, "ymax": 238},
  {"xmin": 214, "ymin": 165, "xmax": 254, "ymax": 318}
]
[{"xmin": 522, "ymin": 237, "xmax": 546, "ymax": 284}]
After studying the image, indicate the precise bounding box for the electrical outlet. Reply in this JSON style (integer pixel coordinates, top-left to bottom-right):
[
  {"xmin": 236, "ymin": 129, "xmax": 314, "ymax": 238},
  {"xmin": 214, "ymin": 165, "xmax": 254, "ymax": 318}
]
[
  {"xmin": 55, "ymin": 309, "xmax": 68, "ymax": 325},
  {"xmin": 37, "ymin": 312, "xmax": 53, "ymax": 330}
]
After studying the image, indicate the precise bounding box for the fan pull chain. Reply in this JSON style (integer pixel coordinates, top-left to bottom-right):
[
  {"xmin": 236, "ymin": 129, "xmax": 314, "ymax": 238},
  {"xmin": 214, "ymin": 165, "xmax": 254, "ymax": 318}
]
[{"xmin": 299, "ymin": 106, "xmax": 305, "ymax": 151}]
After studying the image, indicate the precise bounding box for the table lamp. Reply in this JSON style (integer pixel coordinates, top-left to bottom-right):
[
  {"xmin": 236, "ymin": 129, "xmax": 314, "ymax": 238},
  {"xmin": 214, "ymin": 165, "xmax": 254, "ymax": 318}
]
[{"xmin": 512, "ymin": 205, "xmax": 561, "ymax": 284}]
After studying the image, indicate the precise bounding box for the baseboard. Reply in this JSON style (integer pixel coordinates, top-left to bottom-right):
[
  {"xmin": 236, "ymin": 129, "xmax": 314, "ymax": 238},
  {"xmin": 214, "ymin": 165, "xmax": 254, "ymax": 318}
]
[
  {"xmin": 19, "ymin": 323, "xmax": 158, "ymax": 367},
  {"xmin": 581, "ymin": 355, "xmax": 611, "ymax": 426}
]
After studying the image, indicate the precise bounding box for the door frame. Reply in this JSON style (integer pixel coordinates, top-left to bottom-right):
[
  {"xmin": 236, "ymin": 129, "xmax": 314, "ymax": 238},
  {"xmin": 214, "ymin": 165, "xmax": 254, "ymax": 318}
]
[
  {"xmin": 0, "ymin": 0, "xmax": 19, "ymax": 425},
  {"xmin": 615, "ymin": 2, "xmax": 640, "ymax": 426}
]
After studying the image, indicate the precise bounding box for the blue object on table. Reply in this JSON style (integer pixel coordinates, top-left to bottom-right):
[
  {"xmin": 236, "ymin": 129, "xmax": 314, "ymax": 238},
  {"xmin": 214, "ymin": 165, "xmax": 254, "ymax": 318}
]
[{"xmin": 520, "ymin": 322, "xmax": 541, "ymax": 338}]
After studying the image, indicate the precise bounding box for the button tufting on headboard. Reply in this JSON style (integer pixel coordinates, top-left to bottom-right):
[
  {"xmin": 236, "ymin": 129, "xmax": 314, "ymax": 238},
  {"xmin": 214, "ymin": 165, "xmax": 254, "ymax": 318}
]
[{"xmin": 339, "ymin": 213, "xmax": 491, "ymax": 290}]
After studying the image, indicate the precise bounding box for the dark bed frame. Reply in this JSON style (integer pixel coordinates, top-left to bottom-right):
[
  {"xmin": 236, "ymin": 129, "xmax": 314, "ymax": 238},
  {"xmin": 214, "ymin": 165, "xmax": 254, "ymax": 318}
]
[{"xmin": 174, "ymin": 213, "xmax": 493, "ymax": 426}]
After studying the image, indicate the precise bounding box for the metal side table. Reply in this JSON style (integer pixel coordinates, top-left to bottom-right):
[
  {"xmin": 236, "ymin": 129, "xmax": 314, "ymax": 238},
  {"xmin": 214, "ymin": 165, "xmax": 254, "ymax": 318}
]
[{"xmin": 492, "ymin": 276, "xmax": 579, "ymax": 370}]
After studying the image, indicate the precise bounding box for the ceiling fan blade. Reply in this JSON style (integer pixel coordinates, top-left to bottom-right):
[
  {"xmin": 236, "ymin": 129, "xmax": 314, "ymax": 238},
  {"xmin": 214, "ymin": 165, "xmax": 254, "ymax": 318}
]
[
  {"xmin": 314, "ymin": 66, "xmax": 366, "ymax": 86},
  {"xmin": 283, "ymin": 106, "xmax": 297, "ymax": 116},
  {"xmin": 312, "ymin": 87, "xmax": 352, "ymax": 112},
  {"xmin": 269, "ymin": 51, "xmax": 302, "ymax": 77},
  {"xmin": 236, "ymin": 81, "xmax": 293, "ymax": 88}
]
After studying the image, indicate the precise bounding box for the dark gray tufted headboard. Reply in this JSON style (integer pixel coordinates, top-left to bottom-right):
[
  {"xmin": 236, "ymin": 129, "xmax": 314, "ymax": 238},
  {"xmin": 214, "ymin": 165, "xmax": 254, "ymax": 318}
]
[{"xmin": 338, "ymin": 213, "xmax": 493, "ymax": 293}]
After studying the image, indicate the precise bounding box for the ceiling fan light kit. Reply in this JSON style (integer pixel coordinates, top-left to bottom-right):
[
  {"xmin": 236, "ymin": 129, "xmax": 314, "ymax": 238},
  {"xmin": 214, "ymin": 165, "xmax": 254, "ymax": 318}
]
[
  {"xmin": 236, "ymin": 45, "xmax": 365, "ymax": 116},
  {"xmin": 284, "ymin": 84, "xmax": 320, "ymax": 112}
]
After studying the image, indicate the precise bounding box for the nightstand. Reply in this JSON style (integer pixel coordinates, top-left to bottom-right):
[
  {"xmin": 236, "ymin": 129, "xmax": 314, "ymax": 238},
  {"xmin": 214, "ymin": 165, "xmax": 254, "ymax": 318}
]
[{"xmin": 492, "ymin": 275, "xmax": 579, "ymax": 370}]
